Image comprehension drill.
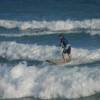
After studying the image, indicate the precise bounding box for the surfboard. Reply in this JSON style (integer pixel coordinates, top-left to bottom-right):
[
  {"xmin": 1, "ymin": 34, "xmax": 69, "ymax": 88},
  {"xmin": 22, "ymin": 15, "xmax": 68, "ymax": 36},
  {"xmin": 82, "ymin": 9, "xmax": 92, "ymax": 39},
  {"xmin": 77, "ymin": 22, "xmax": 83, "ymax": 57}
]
[{"xmin": 46, "ymin": 59, "xmax": 71, "ymax": 65}]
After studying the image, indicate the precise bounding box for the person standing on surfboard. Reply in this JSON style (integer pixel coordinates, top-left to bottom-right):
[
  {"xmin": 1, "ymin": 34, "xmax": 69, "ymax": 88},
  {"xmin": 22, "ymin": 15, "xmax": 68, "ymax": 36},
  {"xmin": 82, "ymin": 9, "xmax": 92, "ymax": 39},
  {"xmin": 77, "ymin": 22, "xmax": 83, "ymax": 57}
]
[{"xmin": 59, "ymin": 34, "xmax": 71, "ymax": 62}]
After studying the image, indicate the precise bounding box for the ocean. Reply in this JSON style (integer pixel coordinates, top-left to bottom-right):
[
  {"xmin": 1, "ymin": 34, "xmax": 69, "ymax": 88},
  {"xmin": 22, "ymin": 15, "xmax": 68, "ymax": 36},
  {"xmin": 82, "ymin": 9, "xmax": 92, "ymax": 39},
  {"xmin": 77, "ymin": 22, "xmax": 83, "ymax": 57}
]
[{"xmin": 0, "ymin": 0, "xmax": 100, "ymax": 100}]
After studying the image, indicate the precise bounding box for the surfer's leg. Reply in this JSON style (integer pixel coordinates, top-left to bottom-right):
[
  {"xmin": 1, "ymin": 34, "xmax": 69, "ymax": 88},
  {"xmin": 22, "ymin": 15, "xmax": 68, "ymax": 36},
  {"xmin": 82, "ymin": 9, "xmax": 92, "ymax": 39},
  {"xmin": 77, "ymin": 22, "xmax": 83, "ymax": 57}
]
[
  {"xmin": 62, "ymin": 53, "xmax": 67, "ymax": 62},
  {"xmin": 64, "ymin": 53, "xmax": 69, "ymax": 62},
  {"xmin": 66, "ymin": 46, "xmax": 71, "ymax": 61},
  {"xmin": 62, "ymin": 48, "xmax": 71, "ymax": 62},
  {"xmin": 68, "ymin": 54, "xmax": 71, "ymax": 61},
  {"xmin": 63, "ymin": 53, "xmax": 71, "ymax": 62},
  {"xmin": 62, "ymin": 49, "xmax": 67, "ymax": 62},
  {"xmin": 62, "ymin": 52, "xmax": 65, "ymax": 62}
]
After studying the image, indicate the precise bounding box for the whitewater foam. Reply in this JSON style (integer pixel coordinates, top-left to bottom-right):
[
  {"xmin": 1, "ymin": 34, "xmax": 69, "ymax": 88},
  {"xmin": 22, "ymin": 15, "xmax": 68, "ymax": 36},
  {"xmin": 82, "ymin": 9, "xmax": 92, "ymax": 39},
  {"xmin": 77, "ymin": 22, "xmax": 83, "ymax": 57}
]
[
  {"xmin": 0, "ymin": 42, "xmax": 100, "ymax": 65},
  {"xmin": 0, "ymin": 62, "xmax": 100, "ymax": 99},
  {"xmin": 0, "ymin": 19, "xmax": 100, "ymax": 36}
]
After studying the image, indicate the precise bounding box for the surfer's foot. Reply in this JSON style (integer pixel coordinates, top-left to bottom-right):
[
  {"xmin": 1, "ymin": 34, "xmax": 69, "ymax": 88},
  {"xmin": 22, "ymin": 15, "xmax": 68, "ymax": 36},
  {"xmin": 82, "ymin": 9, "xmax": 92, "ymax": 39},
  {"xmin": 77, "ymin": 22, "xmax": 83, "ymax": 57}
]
[{"xmin": 64, "ymin": 59, "xmax": 71, "ymax": 63}]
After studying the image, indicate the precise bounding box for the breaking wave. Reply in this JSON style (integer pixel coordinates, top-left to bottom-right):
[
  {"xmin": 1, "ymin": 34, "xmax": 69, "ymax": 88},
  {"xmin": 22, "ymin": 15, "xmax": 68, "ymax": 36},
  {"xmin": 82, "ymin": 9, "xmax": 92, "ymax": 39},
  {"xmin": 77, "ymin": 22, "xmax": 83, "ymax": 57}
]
[
  {"xmin": 0, "ymin": 61, "xmax": 100, "ymax": 99},
  {"xmin": 0, "ymin": 19, "xmax": 100, "ymax": 36},
  {"xmin": 0, "ymin": 42, "xmax": 100, "ymax": 65}
]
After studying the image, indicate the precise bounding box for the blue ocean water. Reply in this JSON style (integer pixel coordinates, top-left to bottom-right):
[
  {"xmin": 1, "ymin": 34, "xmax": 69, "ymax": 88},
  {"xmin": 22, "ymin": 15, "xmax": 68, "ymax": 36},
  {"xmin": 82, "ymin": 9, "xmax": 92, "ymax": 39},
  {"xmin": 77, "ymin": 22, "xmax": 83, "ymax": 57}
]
[{"xmin": 0, "ymin": 0, "xmax": 100, "ymax": 100}]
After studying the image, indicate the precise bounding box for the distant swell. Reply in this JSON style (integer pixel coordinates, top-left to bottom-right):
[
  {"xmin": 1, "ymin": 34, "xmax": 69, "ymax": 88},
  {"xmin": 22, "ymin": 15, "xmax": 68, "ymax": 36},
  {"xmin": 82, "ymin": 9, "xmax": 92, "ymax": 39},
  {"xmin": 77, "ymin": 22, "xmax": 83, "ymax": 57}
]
[{"xmin": 0, "ymin": 19, "xmax": 100, "ymax": 35}]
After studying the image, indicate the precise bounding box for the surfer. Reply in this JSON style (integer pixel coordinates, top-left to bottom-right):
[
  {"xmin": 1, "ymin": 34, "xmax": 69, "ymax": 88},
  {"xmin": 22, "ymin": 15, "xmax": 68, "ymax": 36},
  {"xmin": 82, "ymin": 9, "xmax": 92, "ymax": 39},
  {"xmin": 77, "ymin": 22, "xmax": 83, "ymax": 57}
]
[
  {"xmin": 46, "ymin": 34, "xmax": 71, "ymax": 65},
  {"xmin": 59, "ymin": 34, "xmax": 71, "ymax": 62}
]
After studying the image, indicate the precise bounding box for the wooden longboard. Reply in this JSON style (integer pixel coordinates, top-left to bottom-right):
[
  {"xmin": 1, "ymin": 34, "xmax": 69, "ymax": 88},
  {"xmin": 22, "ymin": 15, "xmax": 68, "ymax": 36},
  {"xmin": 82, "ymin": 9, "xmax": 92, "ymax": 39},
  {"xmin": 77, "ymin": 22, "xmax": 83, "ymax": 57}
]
[
  {"xmin": 46, "ymin": 60, "xmax": 58, "ymax": 65},
  {"xmin": 46, "ymin": 59, "xmax": 70, "ymax": 65}
]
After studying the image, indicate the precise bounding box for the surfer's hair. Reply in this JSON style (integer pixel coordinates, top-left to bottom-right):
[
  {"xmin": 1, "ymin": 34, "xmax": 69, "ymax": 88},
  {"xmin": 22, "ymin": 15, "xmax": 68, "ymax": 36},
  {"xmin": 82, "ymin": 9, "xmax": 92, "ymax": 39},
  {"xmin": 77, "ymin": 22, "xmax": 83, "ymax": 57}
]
[{"xmin": 58, "ymin": 33, "xmax": 64, "ymax": 37}]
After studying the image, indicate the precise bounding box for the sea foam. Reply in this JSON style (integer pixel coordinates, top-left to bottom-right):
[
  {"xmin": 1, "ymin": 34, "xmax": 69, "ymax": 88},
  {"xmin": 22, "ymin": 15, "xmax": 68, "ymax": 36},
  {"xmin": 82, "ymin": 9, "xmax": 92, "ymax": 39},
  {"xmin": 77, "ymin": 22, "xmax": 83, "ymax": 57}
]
[
  {"xmin": 0, "ymin": 42, "xmax": 100, "ymax": 65},
  {"xmin": 0, "ymin": 19, "xmax": 100, "ymax": 36},
  {"xmin": 0, "ymin": 62, "xmax": 100, "ymax": 99}
]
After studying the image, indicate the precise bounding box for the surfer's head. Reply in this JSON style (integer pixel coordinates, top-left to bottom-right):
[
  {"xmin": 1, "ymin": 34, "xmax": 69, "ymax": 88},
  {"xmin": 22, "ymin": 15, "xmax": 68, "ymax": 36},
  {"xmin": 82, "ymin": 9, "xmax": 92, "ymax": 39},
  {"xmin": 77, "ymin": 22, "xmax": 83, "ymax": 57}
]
[{"xmin": 58, "ymin": 33, "xmax": 64, "ymax": 39}]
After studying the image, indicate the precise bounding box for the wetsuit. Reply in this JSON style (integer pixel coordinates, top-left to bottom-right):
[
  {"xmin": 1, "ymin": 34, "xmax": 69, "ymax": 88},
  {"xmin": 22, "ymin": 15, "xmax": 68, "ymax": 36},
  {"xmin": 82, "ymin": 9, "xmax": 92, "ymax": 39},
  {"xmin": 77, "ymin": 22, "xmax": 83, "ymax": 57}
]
[{"xmin": 60, "ymin": 37, "xmax": 71, "ymax": 55}]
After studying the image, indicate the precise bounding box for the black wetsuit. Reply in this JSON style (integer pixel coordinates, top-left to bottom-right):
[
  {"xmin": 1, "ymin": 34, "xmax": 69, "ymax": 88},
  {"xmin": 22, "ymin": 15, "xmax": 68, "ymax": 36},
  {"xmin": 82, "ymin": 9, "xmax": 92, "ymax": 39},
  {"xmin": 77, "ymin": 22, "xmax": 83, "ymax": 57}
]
[{"xmin": 60, "ymin": 37, "xmax": 71, "ymax": 55}]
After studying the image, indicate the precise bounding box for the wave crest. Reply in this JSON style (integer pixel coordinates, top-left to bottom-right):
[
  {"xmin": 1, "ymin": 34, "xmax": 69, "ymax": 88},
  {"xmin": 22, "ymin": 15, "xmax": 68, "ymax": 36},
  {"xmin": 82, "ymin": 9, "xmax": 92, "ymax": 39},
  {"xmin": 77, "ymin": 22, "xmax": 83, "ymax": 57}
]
[
  {"xmin": 0, "ymin": 42, "xmax": 100, "ymax": 65},
  {"xmin": 0, "ymin": 19, "xmax": 100, "ymax": 35}
]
